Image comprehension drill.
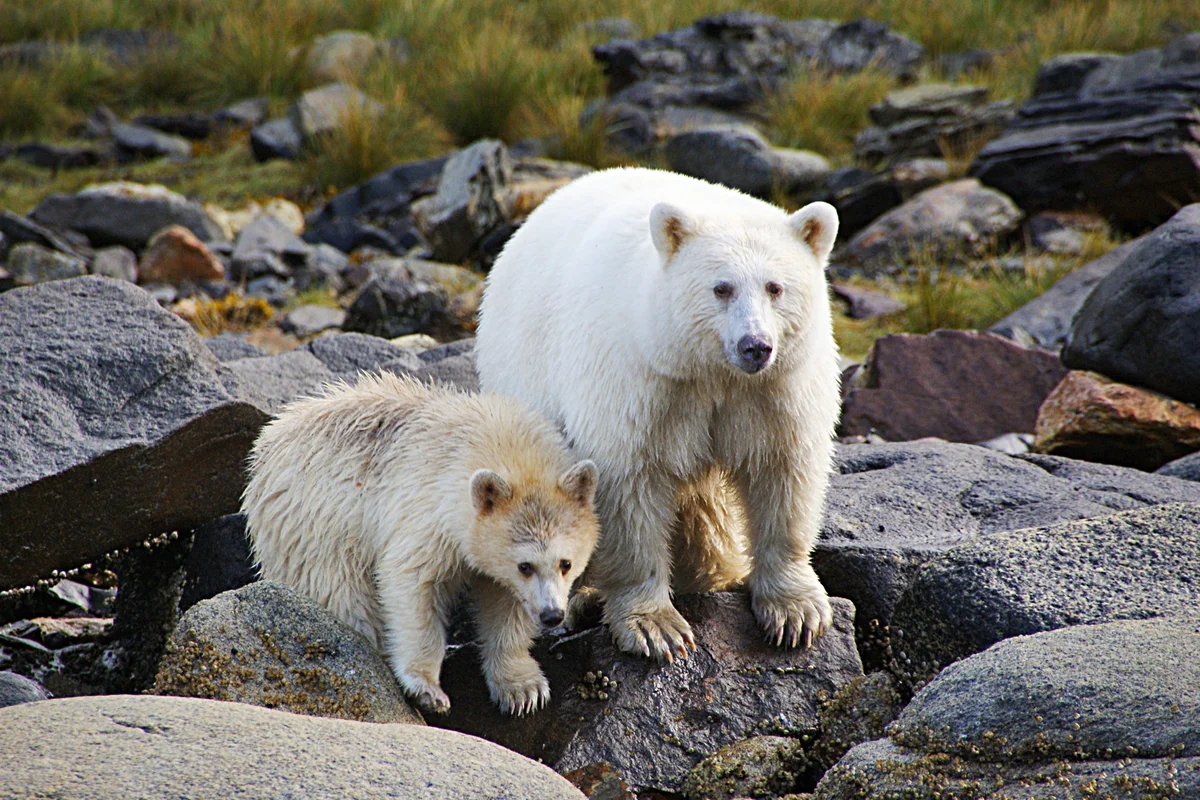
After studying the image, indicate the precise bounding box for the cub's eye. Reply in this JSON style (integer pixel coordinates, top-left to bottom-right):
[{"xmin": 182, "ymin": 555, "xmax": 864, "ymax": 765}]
[
  {"xmin": 766, "ymin": 282, "xmax": 783, "ymax": 299},
  {"xmin": 517, "ymin": 562, "xmax": 534, "ymax": 577},
  {"xmin": 559, "ymin": 560, "xmax": 572, "ymax": 575},
  {"xmin": 713, "ymin": 282, "xmax": 734, "ymax": 299}
]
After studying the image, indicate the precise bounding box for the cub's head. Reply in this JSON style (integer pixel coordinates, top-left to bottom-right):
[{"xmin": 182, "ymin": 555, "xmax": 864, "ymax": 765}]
[
  {"xmin": 467, "ymin": 460, "xmax": 599, "ymax": 631},
  {"xmin": 649, "ymin": 199, "xmax": 839, "ymax": 377}
]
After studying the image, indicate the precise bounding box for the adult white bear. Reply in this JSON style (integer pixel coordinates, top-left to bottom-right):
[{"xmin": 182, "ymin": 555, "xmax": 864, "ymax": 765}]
[{"xmin": 476, "ymin": 167, "xmax": 841, "ymax": 661}]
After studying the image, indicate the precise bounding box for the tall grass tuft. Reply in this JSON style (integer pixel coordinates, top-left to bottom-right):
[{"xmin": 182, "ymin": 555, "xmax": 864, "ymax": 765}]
[{"xmin": 766, "ymin": 67, "xmax": 896, "ymax": 159}]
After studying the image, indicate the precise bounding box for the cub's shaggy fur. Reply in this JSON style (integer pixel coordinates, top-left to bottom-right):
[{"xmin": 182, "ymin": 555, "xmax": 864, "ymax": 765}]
[{"xmin": 243, "ymin": 372, "xmax": 599, "ymax": 715}]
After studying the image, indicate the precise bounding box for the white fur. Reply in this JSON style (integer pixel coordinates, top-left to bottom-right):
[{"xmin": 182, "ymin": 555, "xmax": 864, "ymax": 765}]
[
  {"xmin": 476, "ymin": 167, "xmax": 841, "ymax": 660},
  {"xmin": 242, "ymin": 372, "xmax": 599, "ymax": 715}
]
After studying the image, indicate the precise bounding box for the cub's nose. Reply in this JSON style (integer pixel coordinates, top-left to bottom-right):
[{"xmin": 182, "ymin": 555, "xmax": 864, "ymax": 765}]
[
  {"xmin": 737, "ymin": 335, "xmax": 773, "ymax": 373},
  {"xmin": 539, "ymin": 608, "xmax": 565, "ymax": 627}
]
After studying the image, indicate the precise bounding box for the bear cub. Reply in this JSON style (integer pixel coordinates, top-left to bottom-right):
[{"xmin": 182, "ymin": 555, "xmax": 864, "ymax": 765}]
[{"xmin": 243, "ymin": 372, "xmax": 600, "ymax": 715}]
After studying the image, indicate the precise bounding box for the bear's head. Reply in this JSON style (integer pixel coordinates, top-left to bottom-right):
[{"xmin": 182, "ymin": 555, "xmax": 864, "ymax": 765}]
[
  {"xmin": 466, "ymin": 460, "xmax": 599, "ymax": 631},
  {"xmin": 649, "ymin": 199, "xmax": 839, "ymax": 377}
]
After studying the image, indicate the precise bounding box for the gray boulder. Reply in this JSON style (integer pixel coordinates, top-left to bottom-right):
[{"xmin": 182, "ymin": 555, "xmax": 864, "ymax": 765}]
[
  {"xmin": 0, "ymin": 671, "xmax": 51, "ymax": 708},
  {"xmin": 813, "ymin": 159, "xmax": 949, "ymax": 242},
  {"xmin": 0, "ymin": 277, "xmax": 269, "ymax": 591},
  {"xmin": 435, "ymin": 593, "xmax": 862, "ymax": 793},
  {"xmin": 155, "ymin": 581, "xmax": 422, "ymax": 724},
  {"xmin": 230, "ymin": 213, "xmax": 310, "ymax": 281},
  {"xmin": 815, "ymin": 617, "xmax": 1200, "ymax": 799},
  {"xmin": 302, "ymin": 332, "xmax": 415, "ymax": 378},
  {"xmin": 203, "ymin": 333, "xmax": 265, "ymax": 362},
  {"xmin": 249, "ymin": 118, "xmax": 302, "ymax": 162},
  {"xmin": 1062, "ymin": 204, "xmax": 1200, "ymax": 405},
  {"xmin": 88, "ymin": 245, "xmax": 138, "ymax": 282},
  {"xmin": 1158, "ymin": 450, "xmax": 1200, "ymax": 482},
  {"xmin": 290, "ymin": 82, "xmax": 382, "ymax": 143},
  {"xmin": 664, "ymin": 125, "xmax": 829, "ymax": 198},
  {"xmin": 222, "ymin": 349, "xmax": 336, "ymax": 415},
  {"xmin": 0, "ymin": 209, "xmax": 90, "ymax": 259},
  {"xmin": 111, "ymin": 122, "xmax": 191, "ymax": 160},
  {"xmin": 343, "ymin": 261, "xmax": 470, "ymax": 342},
  {"xmin": 280, "ymin": 304, "xmax": 346, "ymax": 337},
  {"xmin": 889, "ymin": 503, "xmax": 1200, "ymax": 682},
  {"xmin": 5, "ymin": 241, "xmax": 88, "ymax": 285},
  {"xmin": 813, "ymin": 442, "xmax": 1200, "ymax": 637},
  {"xmin": 0, "ymin": 694, "xmax": 585, "ymax": 799},
  {"xmin": 412, "ymin": 139, "xmax": 513, "ymax": 264},
  {"xmin": 989, "ymin": 236, "xmax": 1143, "ymax": 349},
  {"xmin": 30, "ymin": 182, "xmax": 225, "ymax": 250}
]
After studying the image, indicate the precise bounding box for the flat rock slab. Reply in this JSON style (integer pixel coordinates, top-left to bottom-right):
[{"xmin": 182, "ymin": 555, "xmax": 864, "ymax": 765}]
[
  {"xmin": 839, "ymin": 329, "xmax": 1067, "ymax": 442},
  {"xmin": 889, "ymin": 503, "xmax": 1200, "ymax": 680},
  {"xmin": 0, "ymin": 276, "xmax": 269, "ymax": 590},
  {"xmin": 813, "ymin": 442, "xmax": 1200, "ymax": 629},
  {"xmin": 435, "ymin": 593, "xmax": 862, "ymax": 793},
  {"xmin": 0, "ymin": 694, "xmax": 585, "ymax": 800},
  {"xmin": 155, "ymin": 581, "xmax": 422, "ymax": 725}
]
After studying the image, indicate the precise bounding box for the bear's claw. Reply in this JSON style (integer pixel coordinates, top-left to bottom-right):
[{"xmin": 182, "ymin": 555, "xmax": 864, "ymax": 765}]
[
  {"xmin": 412, "ymin": 684, "xmax": 452, "ymax": 714},
  {"xmin": 611, "ymin": 605, "xmax": 696, "ymax": 663},
  {"xmin": 491, "ymin": 674, "xmax": 551, "ymax": 716},
  {"xmin": 753, "ymin": 589, "xmax": 832, "ymax": 650}
]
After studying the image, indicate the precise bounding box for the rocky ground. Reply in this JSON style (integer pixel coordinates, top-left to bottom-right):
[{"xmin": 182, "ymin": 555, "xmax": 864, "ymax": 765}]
[{"xmin": 2, "ymin": 12, "xmax": 1200, "ymax": 800}]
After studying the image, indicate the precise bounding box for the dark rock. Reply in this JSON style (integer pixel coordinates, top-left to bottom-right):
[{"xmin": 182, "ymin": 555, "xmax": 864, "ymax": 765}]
[
  {"xmin": 111, "ymin": 123, "xmax": 191, "ymax": 160},
  {"xmin": 1158, "ymin": 450, "xmax": 1200, "ymax": 482},
  {"xmin": 812, "ymin": 441, "xmax": 1200, "ymax": 638},
  {"xmin": 15, "ymin": 142, "xmax": 107, "ymax": 169},
  {"xmin": 0, "ymin": 695, "xmax": 586, "ymax": 799},
  {"xmin": 889, "ymin": 503, "xmax": 1200, "ymax": 683},
  {"xmin": 89, "ymin": 246, "xmax": 138, "ymax": 282},
  {"xmin": 305, "ymin": 154, "xmax": 447, "ymax": 246},
  {"xmin": 814, "ymin": 18, "xmax": 924, "ymax": 79},
  {"xmin": 230, "ymin": 213, "xmax": 309, "ymax": 281},
  {"xmin": 816, "ymin": 617, "xmax": 1200, "ymax": 799},
  {"xmin": 244, "ymin": 275, "xmax": 295, "ymax": 307},
  {"xmin": 30, "ymin": 182, "xmax": 225, "ymax": 250},
  {"xmin": 435, "ymin": 593, "xmax": 862, "ymax": 794},
  {"xmin": 829, "ymin": 282, "xmax": 905, "ymax": 320},
  {"xmin": 409, "ymin": 352, "xmax": 478, "ymax": 393},
  {"xmin": 213, "ymin": 97, "xmax": 268, "ymax": 129},
  {"xmin": 303, "ymin": 218, "xmax": 401, "ymax": 254},
  {"xmin": 418, "ymin": 337, "xmax": 476, "ymax": 364},
  {"xmin": 222, "ymin": 349, "xmax": 336, "ymax": 415},
  {"xmin": 279, "ymin": 304, "xmax": 346, "ymax": 337},
  {"xmin": 6, "ymin": 242, "xmax": 88, "ymax": 286},
  {"xmin": 810, "ymin": 672, "xmax": 903, "ymax": 772},
  {"xmin": 133, "ymin": 112, "xmax": 214, "ymax": 140},
  {"xmin": 0, "ymin": 276, "xmax": 272, "ymax": 591},
  {"xmin": 853, "ymin": 83, "xmax": 1014, "ymax": 166},
  {"xmin": 249, "ymin": 118, "xmax": 302, "ymax": 162},
  {"xmin": 203, "ymin": 334, "xmax": 265, "ymax": 362},
  {"xmin": 839, "ymin": 330, "xmax": 1067, "ymax": 442},
  {"xmin": 833, "ymin": 178, "xmax": 1023, "ymax": 274},
  {"xmin": 179, "ymin": 514, "xmax": 256, "ymax": 613},
  {"xmin": 302, "ymin": 331, "xmax": 411, "ymax": 378},
  {"xmin": 664, "ymin": 125, "xmax": 829, "ymax": 198},
  {"xmin": 682, "ymin": 736, "xmax": 808, "ymax": 800},
  {"xmin": 989, "ymin": 236, "xmax": 1142, "ymax": 349},
  {"xmin": 294, "ymin": 243, "xmax": 348, "ymax": 292},
  {"xmin": 0, "ymin": 209, "xmax": 90, "ymax": 260},
  {"xmin": 0, "ymin": 616, "xmax": 115, "ymax": 697},
  {"xmin": 969, "ymin": 34, "xmax": 1200, "ymax": 228},
  {"xmin": 342, "ymin": 260, "xmax": 472, "ymax": 342},
  {"xmin": 1062, "ymin": 204, "xmax": 1200, "ymax": 405},
  {"xmin": 412, "ymin": 140, "xmax": 513, "ymax": 264},
  {"xmin": 0, "ymin": 671, "xmax": 51, "ymax": 708},
  {"xmin": 155, "ymin": 581, "xmax": 422, "ymax": 724}
]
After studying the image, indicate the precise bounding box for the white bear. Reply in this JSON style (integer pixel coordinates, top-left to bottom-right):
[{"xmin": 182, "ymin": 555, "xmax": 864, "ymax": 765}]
[
  {"xmin": 242, "ymin": 372, "xmax": 599, "ymax": 715},
  {"xmin": 475, "ymin": 167, "xmax": 840, "ymax": 661}
]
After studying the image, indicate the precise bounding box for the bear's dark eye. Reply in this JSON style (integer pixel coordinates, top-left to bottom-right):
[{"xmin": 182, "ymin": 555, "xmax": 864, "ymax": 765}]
[
  {"xmin": 560, "ymin": 560, "xmax": 572, "ymax": 575},
  {"xmin": 713, "ymin": 282, "xmax": 734, "ymax": 299},
  {"xmin": 518, "ymin": 562, "xmax": 534, "ymax": 577},
  {"xmin": 766, "ymin": 282, "xmax": 783, "ymax": 299}
]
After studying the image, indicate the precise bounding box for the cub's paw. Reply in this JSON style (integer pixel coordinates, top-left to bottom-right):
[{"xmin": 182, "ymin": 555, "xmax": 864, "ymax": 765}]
[
  {"xmin": 400, "ymin": 674, "xmax": 451, "ymax": 714},
  {"xmin": 488, "ymin": 670, "xmax": 551, "ymax": 716},
  {"xmin": 752, "ymin": 586, "xmax": 833, "ymax": 649},
  {"xmin": 609, "ymin": 604, "xmax": 695, "ymax": 663}
]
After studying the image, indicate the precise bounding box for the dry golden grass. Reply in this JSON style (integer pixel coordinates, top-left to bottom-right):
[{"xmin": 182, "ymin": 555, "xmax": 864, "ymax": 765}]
[
  {"xmin": 766, "ymin": 67, "xmax": 897, "ymax": 159},
  {"xmin": 172, "ymin": 293, "xmax": 275, "ymax": 336}
]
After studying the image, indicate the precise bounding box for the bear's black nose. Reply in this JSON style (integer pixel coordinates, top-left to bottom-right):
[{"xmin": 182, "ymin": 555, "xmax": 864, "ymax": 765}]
[
  {"xmin": 737, "ymin": 335, "xmax": 773, "ymax": 373},
  {"xmin": 540, "ymin": 608, "xmax": 565, "ymax": 627}
]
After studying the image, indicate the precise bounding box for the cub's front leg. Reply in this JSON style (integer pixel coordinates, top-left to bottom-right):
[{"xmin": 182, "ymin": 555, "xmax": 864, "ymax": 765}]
[
  {"xmin": 473, "ymin": 576, "xmax": 548, "ymax": 715},
  {"xmin": 376, "ymin": 553, "xmax": 453, "ymax": 714},
  {"xmin": 735, "ymin": 455, "xmax": 833, "ymax": 649}
]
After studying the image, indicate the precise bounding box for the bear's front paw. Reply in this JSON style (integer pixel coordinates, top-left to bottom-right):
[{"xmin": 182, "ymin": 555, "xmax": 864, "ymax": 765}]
[
  {"xmin": 609, "ymin": 604, "xmax": 696, "ymax": 662},
  {"xmin": 400, "ymin": 673, "xmax": 451, "ymax": 714},
  {"xmin": 752, "ymin": 586, "xmax": 833, "ymax": 649},
  {"xmin": 488, "ymin": 670, "xmax": 551, "ymax": 716}
]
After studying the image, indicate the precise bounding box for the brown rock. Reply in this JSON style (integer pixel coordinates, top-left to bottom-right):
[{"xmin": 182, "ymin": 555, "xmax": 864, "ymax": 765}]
[
  {"xmin": 1032, "ymin": 370, "xmax": 1200, "ymax": 470},
  {"xmin": 840, "ymin": 329, "xmax": 1068, "ymax": 443},
  {"xmin": 140, "ymin": 225, "xmax": 225, "ymax": 283},
  {"xmin": 564, "ymin": 763, "xmax": 636, "ymax": 800}
]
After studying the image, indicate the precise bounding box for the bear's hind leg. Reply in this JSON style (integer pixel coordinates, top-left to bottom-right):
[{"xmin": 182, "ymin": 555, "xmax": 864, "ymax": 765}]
[{"xmin": 473, "ymin": 576, "xmax": 548, "ymax": 716}]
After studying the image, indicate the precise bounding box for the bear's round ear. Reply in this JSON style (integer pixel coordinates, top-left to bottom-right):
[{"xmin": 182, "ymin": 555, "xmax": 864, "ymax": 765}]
[
  {"xmin": 470, "ymin": 469, "xmax": 513, "ymax": 516},
  {"xmin": 788, "ymin": 202, "xmax": 839, "ymax": 264},
  {"xmin": 559, "ymin": 460, "xmax": 598, "ymax": 507},
  {"xmin": 650, "ymin": 202, "xmax": 698, "ymax": 260}
]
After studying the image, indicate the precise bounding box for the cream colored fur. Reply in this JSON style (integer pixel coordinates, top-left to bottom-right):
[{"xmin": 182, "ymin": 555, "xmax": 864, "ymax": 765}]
[
  {"xmin": 476, "ymin": 167, "xmax": 841, "ymax": 661},
  {"xmin": 242, "ymin": 372, "xmax": 599, "ymax": 715}
]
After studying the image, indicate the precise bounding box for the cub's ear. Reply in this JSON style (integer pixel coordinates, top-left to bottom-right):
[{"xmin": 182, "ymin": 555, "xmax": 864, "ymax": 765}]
[
  {"xmin": 470, "ymin": 469, "xmax": 513, "ymax": 516},
  {"xmin": 558, "ymin": 460, "xmax": 598, "ymax": 507},
  {"xmin": 650, "ymin": 202, "xmax": 699, "ymax": 260},
  {"xmin": 788, "ymin": 201, "xmax": 839, "ymax": 264}
]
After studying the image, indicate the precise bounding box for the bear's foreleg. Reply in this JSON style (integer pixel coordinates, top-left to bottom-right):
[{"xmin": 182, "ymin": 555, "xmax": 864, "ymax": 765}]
[
  {"xmin": 595, "ymin": 473, "xmax": 695, "ymax": 662},
  {"xmin": 735, "ymin": 457, "xmax": 833, "ymax": 649},
  {"xmin": 472, "ymin": 576, "xmax": 549, "ymax": 716},
  {"xmin": 376, "ymin": 556, "xmax": 453, "ymax": 714}
]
